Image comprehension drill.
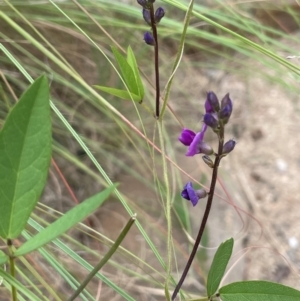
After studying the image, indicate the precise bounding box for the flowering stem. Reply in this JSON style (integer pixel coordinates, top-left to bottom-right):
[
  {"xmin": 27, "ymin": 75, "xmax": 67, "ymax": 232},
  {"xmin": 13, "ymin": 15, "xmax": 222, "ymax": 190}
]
[
  {"xmin": 172, "ymin": 128, "xmax": 224, "ymax": 300},
  {"xmin": 149, "ymin": 4, "xmax": 160, "ymax": 118}
]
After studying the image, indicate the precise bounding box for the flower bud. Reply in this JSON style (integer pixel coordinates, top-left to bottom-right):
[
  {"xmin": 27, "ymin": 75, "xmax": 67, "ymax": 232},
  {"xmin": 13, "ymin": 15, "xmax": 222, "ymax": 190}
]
[
  {"xmin": 222, "ymin": 139, "xmax": 236, "ymax": 156},
  {"xmin": 142, "ymin": 8, "xmax": 151, "ymax": 25},
  {"xmin": 154, "ymin": 7, "xmax": 165, "ymax": 23},
  {"xmin": 144, "ymin": 31, "xmax": 155, "ymax": 46},
  {"xmin": 219, "ymin": 93, "xmax": 233, "ymax": 124},
  {"xmin": 137, "ymin": 0, "xmax": 155, "ymax": 8},
  {"xmin": 198, "ymin": 141, "xmax": 214, "ymax": 156},
  {"xmin": 203, "ymin": 113, "xmax": 219, "ymax": 129},
  {"xmin": 137, "ymin": 0, "xmax": 148, "ymax": 8},
  {"xmin": 206, "ymin": 91, "xmax": 220, "ymax": 112},
  {"xmin": 202, "ymin": 155, "xmax": 214, "ymax": 168},
  {"xmin": 181, "ymin": 182, "xmax": 207, "ymax": 206}
]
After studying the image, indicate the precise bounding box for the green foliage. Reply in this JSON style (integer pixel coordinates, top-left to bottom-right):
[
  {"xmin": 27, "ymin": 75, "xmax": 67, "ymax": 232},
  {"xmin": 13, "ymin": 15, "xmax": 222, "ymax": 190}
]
[
  {"xmin": 94, "ymin": 46, "xmax": 144, "ymax": 102},
  {"xmin": 1, "ymin": 0, "xmax": 300, "ymax": 300},
  {"xmin": 207, "ymin": 238, "xmax": 234, "ymax": 297},
  {"xmin": 0, "ymin": 268, "xmax": 41, "ymax": 301},
  {"xmin": 0, "ymin": 75, "xmax": 51, "ymax": 239},
  {"xmin": 219, "ymin": 281, "xmax": 300, "ymax": 301},
  {"xmin": 0, "ymin": 251, "xmax": 8, "ymax": 265},
  {"xmin": 14, "ymin": 186, "xmax": 116, "ymax": 257}
]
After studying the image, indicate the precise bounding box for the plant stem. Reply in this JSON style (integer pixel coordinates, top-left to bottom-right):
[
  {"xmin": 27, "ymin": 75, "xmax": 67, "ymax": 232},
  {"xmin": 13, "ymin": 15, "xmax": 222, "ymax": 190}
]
[
  {"xmin": 172, "ymin": 128, "xmax": 224, "ymax": 300},
  {"xmin": 149, "ymin": 4, "xmax": 160, "ymax": 118},
  {"xmin": 7, "ymin": 239, "xmax": 17, "ymax": 301},
  {"xmin": 67, "ymin": 215, "xmax": 136, "ymax": 301}
]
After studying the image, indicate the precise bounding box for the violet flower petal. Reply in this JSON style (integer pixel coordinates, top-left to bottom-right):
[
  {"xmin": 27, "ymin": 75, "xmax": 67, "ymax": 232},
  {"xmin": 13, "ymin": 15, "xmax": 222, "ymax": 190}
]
[
  {"xmin": 181, "ymin": 182, "xmax": 199, "ymax": 206},
  {"xmin": 186, "ymin": 124, "xmax": 207, "ymax": 156},
  {"xmin": 144, "ymin": 31, "xmax": 155, "ymax": 46},
  {"xmin": 178, "ymin": 128, "xmax": 196, "ymax": 146}
]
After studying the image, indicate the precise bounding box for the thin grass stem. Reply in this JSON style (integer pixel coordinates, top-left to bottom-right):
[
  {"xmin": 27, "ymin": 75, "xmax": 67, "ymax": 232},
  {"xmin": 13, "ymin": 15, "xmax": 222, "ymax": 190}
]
[{"xmin": 67, "ymin": 214, "xmax": 136, "ymax": 301}]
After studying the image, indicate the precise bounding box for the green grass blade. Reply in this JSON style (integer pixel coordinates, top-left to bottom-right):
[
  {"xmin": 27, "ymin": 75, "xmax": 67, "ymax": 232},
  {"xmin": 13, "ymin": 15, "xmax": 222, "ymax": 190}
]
[
  {"xmin": 94, "ymin": 86, "xmax": 141, "ymax": 101},
  {"xmin": 15, "ymin": 186, "xmax": 115, "ymax": 257},
  {"xmin": 0, "ymin": 268, "xmax": 41, "ymax": 301},
  {"xmin": 207, "ymin": 238, "xmax": 233, "ymax": 297},
  {"xmin": 0, "ymin": 75, "xmax": 51, "ymax": 239}
]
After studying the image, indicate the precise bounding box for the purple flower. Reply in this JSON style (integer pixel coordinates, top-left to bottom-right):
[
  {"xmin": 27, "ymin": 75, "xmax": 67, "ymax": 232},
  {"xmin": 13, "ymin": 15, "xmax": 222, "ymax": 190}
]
[
  {"xmin": 178, "ymin": 128, "xmax": 196, "ymax": 146},
  {"xmin": 137, "ymin": 0, "xmax": 154, "ymax": 8},
  {"xmin": 219, "ymin": 93, "xmax": 233, "ymax": 124},
  {"xmin": 154, "ymin": 7, "xmax": 165, "ymax": 23},
  {"xmin": 179, "ymin": 124, "xmax": 212, "ymax": 156},
  {"xmin": 143, "ymin": 8, "xmax": 151, "ymax": 25},
  {"xmin": 206, "ymin": 91, "xmax": 220, "ymax": 112},
  {"xmin": 203, "ymin": 113, "xmax": 219, "ymax": 129},
  {"xmin": 181, "ymin": 182, "xmax": 207, "ymax": 206},
  {"xmin": 222, "ymin": 139, "xmax": 236, "ymax": 155},
  {"xmin": 144, "ymin": 31, "xmax": 155, "ymax": 46},
  {"xmin": 137, "ymin": 0, "xmax": 148, "ymax": 8}
]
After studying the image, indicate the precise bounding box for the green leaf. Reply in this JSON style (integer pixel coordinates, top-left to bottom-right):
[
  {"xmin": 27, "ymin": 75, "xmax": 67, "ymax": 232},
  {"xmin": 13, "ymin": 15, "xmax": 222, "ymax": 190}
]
[
  {"xmin": 219, "ymin": 281, "xmax": 300, "ymax": 301},
  {"xmin": 207, "ymin": 238, "xmax": 234, "ymax": 297},
  {"xmin": 0, "ymin": 75, "xmax": 51, "ymax": 239},
  {"xmin": 94, "ymin": 86, "xmax": 141, "ymax": 101},
  {"xmin": 0, "ymin": 251, "xmax": 8, "ymax": 265},
  {"xmin": 126, "ymin": 46, "xmax": 144, "ymax": 100},
  {"xmin": 14, "ymin": 186, "xmax": 115, "ymax": 257},
  {"xmin": 0, "ymin": 268, "xmax": 41, "ymax": 301},
  {"xmin": 111, "ymin": 46, "xmax": 139, "ymax": 95}
]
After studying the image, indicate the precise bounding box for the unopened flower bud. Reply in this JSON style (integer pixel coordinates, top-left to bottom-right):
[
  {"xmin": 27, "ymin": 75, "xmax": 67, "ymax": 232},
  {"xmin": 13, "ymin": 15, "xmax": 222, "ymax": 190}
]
[
  {"xmin": 143, "ymin": 8, "xmax": 151, "ymax": 25},
  {"xmin": 137, "ymin": 0, "xmax": 148, "ymax": 8},
  {"xmin": 206, "ymin": 91, "xmax": 220, "ymax": 112},
  {"xmin": 144, "ymin": 31, "xmax": 155, "ymax": 46},
  {"xmin": 154, "ymin": 7, "xmax": 165, "ymax": 23},
  {"xmin": 181, "ymin": 182, "xmax": 207, "ymax": 206},
  {"xmin": 203, "ymin": 113, "xmax": 219, "ymax": 129},
  {"xmin": 222, "ymin": 139, "xmax": 236, "ymax": 156},
  {"xmin": 137, "ymin": 0, "xmax": 155, "ymax": 8},
  {"xmin": 198, "ymin": 141, "xmax": 214, "ymax": 156},
  {"xmin": 202, "ymin": 155, "xmax": 214, "ymax": 168},
  {"xmin": 219, "ymin": 93, "xmax": 233, "ymax": 124}
]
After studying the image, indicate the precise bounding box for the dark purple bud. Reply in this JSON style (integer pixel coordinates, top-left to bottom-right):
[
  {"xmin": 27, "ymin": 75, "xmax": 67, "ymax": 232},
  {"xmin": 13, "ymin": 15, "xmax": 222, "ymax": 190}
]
[
  {"xmin": 137, "ymin": 0, "xmax": 155, "ymax": 8},
  {"xmin": 143, "ymin": 8, "xmax": 151, "ymax": 25},
  {"xmin": 219, "ymin": 93, "xmax": 233, "ymax": 124},
  {"xmin": 178, "ymin": 128, "xmax": 196, "ymax": 146},
  {"xmin": 202, "ymin": 155, "xmax": 214, "ymax": 168},
  {"xmin": 222, "ymin": 139, "xmax": 236, "ymax": 156},
  {"xmin": 206, "ymin": 91, "xmax": 220, "ymax": 112},
  {"xmin": 137, "ymin": 0, "xmax": 149, "ymax": 8},
  {"xmin": 154, "ymin": 7, "xmax": 165, "ymax": 23},
  {"xmin": 205, "ymin": 98, "xmax": 213, "ymax": 113},
  {"xmin": 181, "ymin": 182, "xmax": 207, "ymax": 206},
  {"xmin": 203, "ymin": 113, "xmax": 219, "ymax": 129},
  {"xmin": 144, "ymin": 31, "xmax": 155, "ymax": 46}
]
